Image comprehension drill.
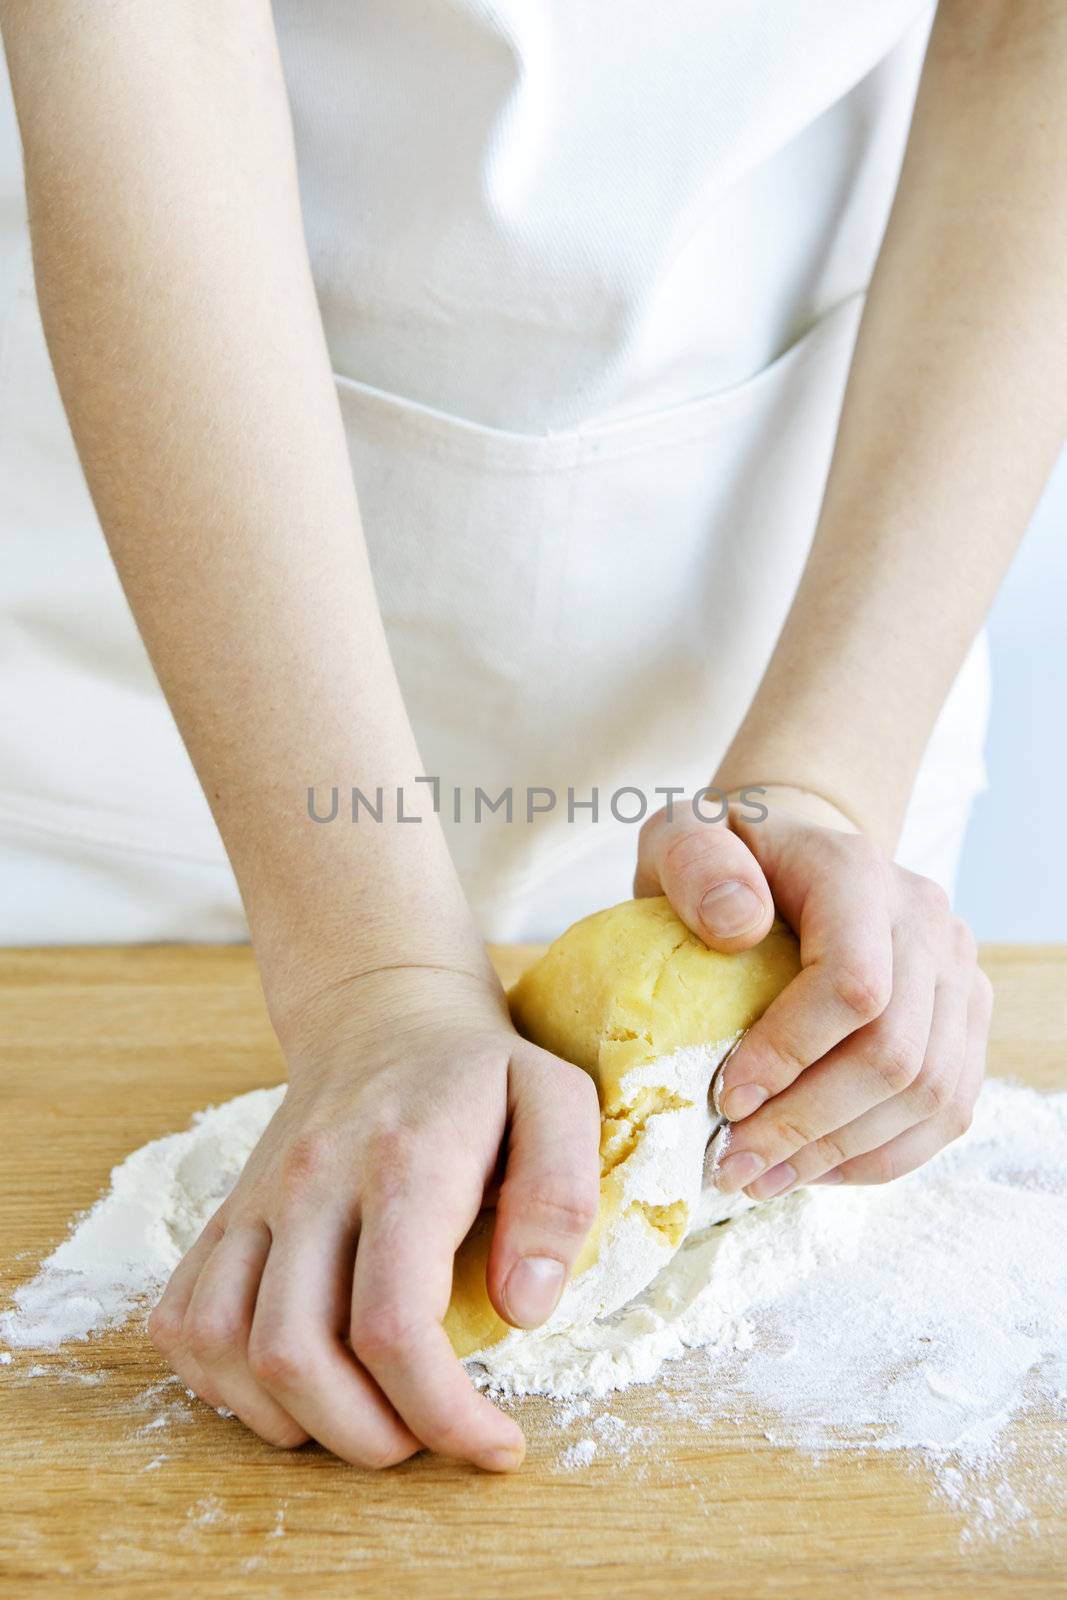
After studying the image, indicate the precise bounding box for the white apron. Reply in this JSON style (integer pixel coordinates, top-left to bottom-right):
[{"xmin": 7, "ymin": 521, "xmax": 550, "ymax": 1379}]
[{"xmin": 0, "ymin": 1, "xmax": 989, "ymax": 944}]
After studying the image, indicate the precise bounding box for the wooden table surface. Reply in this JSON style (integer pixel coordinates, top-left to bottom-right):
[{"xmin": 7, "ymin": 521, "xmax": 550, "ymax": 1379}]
[{"xmin": 1, "ymin": 943, "xmax": 1065, "ymax": 1599}]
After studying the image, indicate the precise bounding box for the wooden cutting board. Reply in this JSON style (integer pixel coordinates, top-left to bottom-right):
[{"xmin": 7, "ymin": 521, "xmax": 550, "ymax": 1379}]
[{"xmin": 1, "ymin": 944, "xmax": 1065, "ymax": 1599}]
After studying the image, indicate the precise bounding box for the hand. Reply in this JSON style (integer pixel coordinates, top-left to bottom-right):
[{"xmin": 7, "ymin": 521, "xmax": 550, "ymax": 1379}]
[
  {"xmin": 634, "ymin": 785, "xmax": 992, "ymax": 1194},
  {"xmin": 147, "ymin": 965, "xmax": 600, "ymax": 1471}
]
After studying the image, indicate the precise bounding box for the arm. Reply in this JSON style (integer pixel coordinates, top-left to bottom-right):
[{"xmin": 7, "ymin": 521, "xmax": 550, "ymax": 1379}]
[
  {"xmin": 639, "ymin": 0, "xmax": 1065, "ymax": 1188},
  {"xmin": 3, "ymin": 0, "xmax": 469, "ymax": 1013},
  {"xmin": 715, "ymin": 0, "xmax": 1067, "ymax": 845},
  {"xmin": 2, "ymin": 0, "xmax": 599, "ymax": 1469}
]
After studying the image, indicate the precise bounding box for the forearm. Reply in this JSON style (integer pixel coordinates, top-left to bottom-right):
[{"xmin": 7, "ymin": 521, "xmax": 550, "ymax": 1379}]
[
  {"xmin": 715, "ymin": 0, "xmax": 1067, "ymax": 847},
  {"xmin": 3, "ymin": 2, "xmax": 489, "ymax": 1019}
]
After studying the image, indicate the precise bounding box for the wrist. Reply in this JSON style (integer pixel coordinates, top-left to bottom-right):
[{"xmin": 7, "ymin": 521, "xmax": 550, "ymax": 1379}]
[
  {"xmin": 721, "ymin": 782, "xmax": 863, "ymax": 835},
  {"xmin": 712, "ymin": 717, "xmax": 911, "ymax": 838},
  {"xmin": 274, "ymin": 959, "xmax": 509, "ymax": 1076},
  {"xmin": 247, "ymin": 869, "xmax": 498, "ymax": 1054}
]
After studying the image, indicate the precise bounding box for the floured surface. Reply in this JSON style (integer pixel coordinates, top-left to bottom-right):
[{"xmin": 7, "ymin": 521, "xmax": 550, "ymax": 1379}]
[
  {"xmin": 3, "ymin": 942, "xmax": 1067, "ymax": 1596},
  {"xmin": 471, "ymin": 1078, "xmax": 1067, "ymax": 1538},
  {"xmin": 473, "ymin": 1078, "xmax": 1067, "ymax": 1413},
  {"xmin": 3, "ymin": 1068, "xmax": 1066, "ymax": 1542}
]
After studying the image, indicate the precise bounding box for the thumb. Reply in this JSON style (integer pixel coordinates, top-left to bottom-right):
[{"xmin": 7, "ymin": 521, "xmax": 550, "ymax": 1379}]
[
  {"xmin": 486, "ymin": 1047, "xmax": 601, "ymax": 1331},
  {"xmin": 635, "ymin": 806, "xmax": 775, "ymax": 952}
]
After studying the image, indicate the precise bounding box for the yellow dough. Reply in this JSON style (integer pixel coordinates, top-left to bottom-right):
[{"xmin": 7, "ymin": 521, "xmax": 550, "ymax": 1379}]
[{"xmin": 444, "ymin": 896, "xmax": 800, "ymax": 1360}]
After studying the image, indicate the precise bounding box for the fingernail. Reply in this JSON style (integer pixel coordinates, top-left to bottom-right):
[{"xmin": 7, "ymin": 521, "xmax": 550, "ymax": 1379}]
[
  {"xmin": 699, "ymin": 881, "xmax": 763, "ymax": 938},
  {"xmin": 502, "ymin": 1256, "xmax": 566, "ymax": 1329},
  {"xmin": 748, "ymin": 1161, "xmax": 797, "ymax": 1200},
  {"xmin": 721, "ymin": 1083, "xmax": 768, "ymax": 1122},
  {"xmin": 481, "ymin": 1443, "xmax": 526, "ymax": 1473},
  {"xmin": 715, "ymin": 1150, "xmax": 766, "ymax": 1192},
  {"xmin": 812, "ymin": 1169, "xmax": 844, "ymax": 1185}
]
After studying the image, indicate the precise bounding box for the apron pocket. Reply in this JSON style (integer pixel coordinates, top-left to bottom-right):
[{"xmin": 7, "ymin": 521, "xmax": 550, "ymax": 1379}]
[{"xmin": 332, "ymin": 293, "xmax": 869, "ymax": 933}]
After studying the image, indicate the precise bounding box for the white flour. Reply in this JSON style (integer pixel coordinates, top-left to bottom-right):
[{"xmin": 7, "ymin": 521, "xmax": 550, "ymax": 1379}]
[
  {"xmin": 1, "ymin": 1086, "xmax": 284, "ymax": 1350},
  {"xmin": 482, "ymin": 1038, "xmax": 748, "ymax": 1349},
  {"xmin": 2, "ymin": 1075, "xmax": 1066, "ymax": 1536},
  {"xmin": 473, "ymin": 1074, "xmax": 1067, "ymax": 1419}
]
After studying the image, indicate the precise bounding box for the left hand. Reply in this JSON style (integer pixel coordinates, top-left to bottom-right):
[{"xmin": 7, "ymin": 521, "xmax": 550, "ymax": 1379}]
[{"xmin": 633, "ymin": 785, "xmax": 992, "ymax": 1196}]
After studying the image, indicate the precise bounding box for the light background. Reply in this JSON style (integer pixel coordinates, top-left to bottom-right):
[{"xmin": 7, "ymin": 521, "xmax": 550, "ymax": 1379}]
[
  {"xmin": 955, "ymin": 453, "xmax": 1066, "ymax": 941},
  {"xmin": 0, "ymin": 62, "xmax": 1061, "ymax": 940}
]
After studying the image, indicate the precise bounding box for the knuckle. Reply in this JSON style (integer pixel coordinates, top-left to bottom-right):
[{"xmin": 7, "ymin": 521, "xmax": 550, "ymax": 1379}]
[
  {"xmin": 827, "ymin": 958, "xmax": 891, "ymax": 1022},
  {"xmin": 364, "ymin": 1124, "xmax": 420, "ymax": 1198},
  {"xmin": 247, "ymin": 1332, "xmax": 304, "ymax": 1390},
  {"xmin": 758, "ymin": 1033, "xmax": 807, "ymax": 1092},
  {"xmin": 638, "ymin": 805, "xmax": 671, "ymax": 850},
  {"xmin": 568, "ymin": 1064, "xmax": 602, "ymax": 1116},
  {"xmin": 279, "ymin": 1130, "xmax": 335, "ymax": 1198},
  {"xmin": 661, "ymin": 817, "xmax": 730, "ymax": 882},
  {"xmin": 197, "ymin": 1216, "xmax": 228, "ymax": 1252},
  {"xmin": 867, "ymin": 1029, "xmax": 922, "ymax": 1095},
  {"xmin": 511, "ymin": 1184, "xmax": 604, "ymax": 1241},
  {"xmin": 949, "ymin": 915, "xmax": 978, "ymax": 967},
  {"xmin": 566, "ymin": 1062, "xmax": 601, "ymax": 1100},
  {"xmin": 519, "ymin": 1179, "xmax": 600, "ymax": 1236},
  {"xmin": 912, "ymin": 1066, "xmax": 954, "ymax": 1118},
  {"xmin": 812, "ymin": 1130, "xmax": 851, "ymax": 1170},
  {"xmin": 974, "ymin": 969, "xmax": 995, "ymax": 1019},
  {"xmin": 858, "ymin": 1150, "xmax": 898, "ymax": 1186},
  {"xmin": 770, "ymin": 1113, "xmax": 819, "ymax": 1152},
  {"xmin": 147, "ymin": 1299, "xmax": 182, "ymax": 1353},
  {"xmin": 350, "ymin": 1304, "xmax": 421, "ymax": 1365},
  {"xmin": 946, "ymin": 1099, "xmax": 975, "ymax": 1142},
  {"xmin": 914, "ymin": 874, "xmax": 951, "ymax": 926},
  {"xmin": 184, "ymin": 1306, "xmax": 244, "ymax": 1364}
]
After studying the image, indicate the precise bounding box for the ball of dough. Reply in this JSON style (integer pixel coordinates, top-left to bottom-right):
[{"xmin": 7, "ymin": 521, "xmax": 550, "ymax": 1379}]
[{"xmin": 444, "ymin": 895, "xmax": 800, "ymax": 1360}]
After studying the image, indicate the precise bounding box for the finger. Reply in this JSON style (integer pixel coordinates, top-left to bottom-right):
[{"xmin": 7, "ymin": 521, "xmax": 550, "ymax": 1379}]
[
  {"xmin": 824, "ymin": 967, "xmax": 991, "ymax": 1186},
  {"xmin": 148, "ymin": 1215, "xmax": 227, "ymax": 1339},
  {"xmin": 249, "ymin": 1212, "xmax": 420, "ymax": 1470},
  {"xmin": 180, "ymin": 1220, "xmax": 307, "ymax": 1449},
  {"xmin": 754, "ymin": 965, "xmax": 970, "ymax": 1195},
  {"xmin": 350, "ymin": 1141, "xmax": 526, "ymax": 1473},
  {"xmin": 147, "ymin": 1216, "xmax": 230, "ymax": 1408},
  {"xmin": 634, "ymin": 807, "xmax": 774, "ymax": 951},
  {"xmin": 716, "ymin": 829, "xmax": 894, "ymax": 1121},
  {"xmin": 716, "ymin": 913, "xmax": 935, "ymax": 1194},
  {"xmin": 485, "ymin": 1045, "xmax": 601, "ymax": 1329}
]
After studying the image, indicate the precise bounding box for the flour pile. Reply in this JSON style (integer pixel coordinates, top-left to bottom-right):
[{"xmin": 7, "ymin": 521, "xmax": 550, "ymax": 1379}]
[
  {"xmin": 1, "ymin": 1086, "xmax": 285, "ymax": 1350},
  {"xmin": 2, "ymin": 1077, "xmax": 1065, "ymax": 1497},
  {"xmin": 472, "ymin": 1075, "xmax": 1067, "ymax": 1438}
]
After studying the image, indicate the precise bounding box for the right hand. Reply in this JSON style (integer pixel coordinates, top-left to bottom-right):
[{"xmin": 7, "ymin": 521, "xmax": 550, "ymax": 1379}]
[{"xmin": 147, "ymin": 965, "xmax": 601, "ymax": 1472}]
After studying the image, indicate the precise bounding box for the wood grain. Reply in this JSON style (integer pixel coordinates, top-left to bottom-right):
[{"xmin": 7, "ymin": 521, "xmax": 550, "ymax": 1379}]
[{"xmin": 1, "ymin": 943, "xmax": 1065, "ymax": 1598}]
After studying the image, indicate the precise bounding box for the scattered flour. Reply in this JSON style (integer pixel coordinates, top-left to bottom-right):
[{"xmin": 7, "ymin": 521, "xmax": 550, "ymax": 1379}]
[
  {"xmin": 560, "ymin": 1438, "xmax": 598, "ymax": 1471},
  {"xmin": 544, "ymin": 1398, "xmax": 653, "ymax": 1474},
  {"xmin": 2, "ymin": 1074, "xmax": 1065, "ymax": 1541},
  {"xmin": 186, "ymin": 1494, "xmax": 226, "ymax": 1530}
]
